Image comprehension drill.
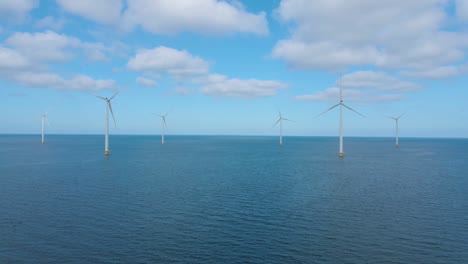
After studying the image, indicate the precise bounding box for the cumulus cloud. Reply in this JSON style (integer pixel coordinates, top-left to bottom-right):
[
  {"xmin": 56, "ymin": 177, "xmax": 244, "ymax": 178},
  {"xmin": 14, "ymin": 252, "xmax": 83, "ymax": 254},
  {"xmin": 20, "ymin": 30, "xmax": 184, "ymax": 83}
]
[
  {"xmin": 5, "ymin": 30, "xmax": 123, "ymax": 63},
  {"xmin": 0, "ymin": 31, "xmax": 121, "ymax": 92},
  {"xmin": 136, "ymin": 76, "xmax": 158, "ymax": 87},
  {"xmin": 273, "ymin": 41, "xmax": 380, "ymax": 71},
  {"xmin": 456, "ymin": 0, "xmax": 468, "ymax": 21},
  {"xmin": 200, "ymin": 74, "xmax": 288, "ymax": 98},
  {"xmin": 295, "ymin": 71, "xmax": 419, "ymax": 102},
  {"xmin": 11, "ymin": 72, "xmax": 117, "ymax": 91},
  {"xmin": 0, "ymin": 0, "xmax": 38, "ymax": 22},
  {"xmin": 273, "ymin": 0, "xmax": 468, "ymax": 74},
  {"xmin": 5, "ymin": 30, "xmax": 80, "ymax": 62},
  {"xmin": 54, "ymin": 0, "xmax": 268, "ymax": 35},
  {"xmin": 122, "ymin": 0, "xmax": 268, "ymax": 35},
  {"xmin": 170, "ymin": 87, "xmax": 193, "ymax": 95},
  {"xmin": 0, "ymin": 46, "xmax": 34, "ymax": 71},
  {"xmin": 295, "ymin": 87, "xmax": 402, "ymax": 103},
  {"xmin": 56, "ymin": 0, "xmax": 123, "ymax": 25},
  {"xmin": 128, "ymin": 46, "xmax": 210, "ymax": 79},
  {"xmin": 35, "ymin": 16, "xmax": 65, "ymax": 30},
  {"xmin": 404, "ymin": 64, "xmax": 468, "ymax": 79},
  {"xmin": 341, "ymin": 71, "xmax": 421, "ymax": 92}
]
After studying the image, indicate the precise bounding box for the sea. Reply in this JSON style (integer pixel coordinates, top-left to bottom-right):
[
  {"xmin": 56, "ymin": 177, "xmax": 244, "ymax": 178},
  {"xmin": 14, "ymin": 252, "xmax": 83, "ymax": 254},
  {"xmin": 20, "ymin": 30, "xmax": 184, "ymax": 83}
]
[{"xmin": 0, "ymin": 135, "xmax": 467, "ymax": 263}]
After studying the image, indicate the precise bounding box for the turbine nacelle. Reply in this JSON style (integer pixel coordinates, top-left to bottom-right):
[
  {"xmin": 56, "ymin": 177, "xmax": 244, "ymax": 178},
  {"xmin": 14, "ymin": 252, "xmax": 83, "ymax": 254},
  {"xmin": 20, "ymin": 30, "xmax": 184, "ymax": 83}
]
[
  {"xmin": 155, "ymin": 113, "xmax": 168, "ymax": 131},
  {"xmin": 96, "ymin": 89, "xmax": 121, "ymax": 128},
  {"xmin": 273, "ymin": 110, "xmax": 293, "ymax": 127},
  {"xmin": 386, "ymin": 112, "xmax": 406, "ymax": 121},
  {"xmin": 387, "ymin": 112, "xmax": 406, "ymax": 147}
]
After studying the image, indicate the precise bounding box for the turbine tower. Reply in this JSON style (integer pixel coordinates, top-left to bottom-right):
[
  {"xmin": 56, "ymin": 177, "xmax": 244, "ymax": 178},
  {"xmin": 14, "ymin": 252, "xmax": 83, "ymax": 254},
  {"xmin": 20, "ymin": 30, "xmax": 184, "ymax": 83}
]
[
  {"xmin": 41, "ymin": 112, "xmax": 49, "ymax": 144},
  {"xmin": 273, "ymin": 110, "xmax": 293, "ymax": 145},
  {"xmin": 159, "ymin": 113, "xmax": 168, "ymax": 144},
  {"xmin": 315, "ymin": 76, "xmax": 365, "ymax": 157},
  {"xmin": 96, "ymin": 90, "xmax": 120, "ymax": 155},
  {"xmin": 386, "ymin": 112, "xmax": 405, "ymax": 147}
]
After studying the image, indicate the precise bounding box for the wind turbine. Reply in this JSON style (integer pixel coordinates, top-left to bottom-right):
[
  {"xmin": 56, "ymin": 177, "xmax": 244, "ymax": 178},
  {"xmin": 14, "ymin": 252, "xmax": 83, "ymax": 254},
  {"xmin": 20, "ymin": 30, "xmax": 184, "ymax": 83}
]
[
  {"xmin": 386, "ymin": 112, "xmax": 405, "ymax": 147},
  {"xmin": 41, "ymin": 112, "xmax": 49, "ymax": 144},
  {"xmin": 96, "ymin": 90, "xmax": 120, "ymax": 155},
  {"xmin": 159, "ymin": 113, "xmax": 168, "ymax": 144},
  {"xmin": 315, "ymin": 77, "xmax": 365, "ymax": 157},
  {"xmin": 273, "ymin": 110, "xmax": 293, "ymax": 145}
]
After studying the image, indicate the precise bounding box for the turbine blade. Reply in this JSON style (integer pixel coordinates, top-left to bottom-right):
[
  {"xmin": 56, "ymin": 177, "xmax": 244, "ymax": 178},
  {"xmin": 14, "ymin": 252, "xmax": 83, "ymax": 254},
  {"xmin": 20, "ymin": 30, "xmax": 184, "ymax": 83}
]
[
  {"xmin": 273, "ymin": 118, "xmax": 281, "ymax": 127},
  {"xmin": 109, "ymin": 102, "xmax": 117, "ymax": 127},
  {"xmin": 314, "ymin": 104, "xmax": 340, "ymax": 118},
  {"xmin": 385, "ymin": 116, "xmax": 397, "ymax": 120},
  {"xmin": 283, "ymin": 118, "xmax": 294, "ymax": 122},
  {"xmin": 95, "ymin": 95, "xmax": 106, "ymax": 100},
  {"xmin": 163, "ymin": 118, "xmax": 168, "ymax": 130},
  {"xmin": 109, "ymin": 89, "xmax": 121, "ymax": 101},
  {"xmin": 398, "ymin": 112, "xmax": 406, "ymax": 119},
  {"xmin": 342, "ymin": 104, "xmax": 365, "ymax": 118}
]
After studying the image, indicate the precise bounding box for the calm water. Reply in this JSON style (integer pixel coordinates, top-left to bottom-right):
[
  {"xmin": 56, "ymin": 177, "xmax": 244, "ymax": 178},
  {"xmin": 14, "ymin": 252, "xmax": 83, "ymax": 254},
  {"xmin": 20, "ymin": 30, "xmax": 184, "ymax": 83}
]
[{"xmin": 0, "ymin": 135, "xmax": 467, "ymax": 263}]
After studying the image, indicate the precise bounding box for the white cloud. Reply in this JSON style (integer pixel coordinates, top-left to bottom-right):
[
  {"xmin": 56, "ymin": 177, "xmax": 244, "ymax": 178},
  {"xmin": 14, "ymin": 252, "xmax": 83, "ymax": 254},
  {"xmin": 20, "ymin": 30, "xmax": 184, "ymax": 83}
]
[
  {"xmin": 128, "ymin": 46, "xmax": 288, "ymax": 98},
  {"xmin": 128, "ymin": 46, "xmax": 210, "ymax": 79},
  {"xmin": 456, "ymin": 0, "xmax": 468, "ymax": 21},
  {"xmin": 11, "ymin": 72, "xmax": 117, "ymax": 91},
  {"xmin": 122, "ymin": 0, "xmax": 268, "ymax": 35},
  {"xmin": 35, "ymin": 16, "xmax": 65, "ymax": 30},
  {"xmin": 200, "ymin": 74, "xmax": 288, "ymax": 98},
  {"xmin": 4, "ymin": 30, "xmax": 122, "ymax": 63},
  {"xmin": 0, "ymin": 46, "xmax": 34, "ymax": 71},
  {"xmin": 341, "ymin": 71, "xmax": 421, "ymax": 92},
  {"xmin": 0, "ymin": 32, "xmax": 120, "ymax": 92},
  {"xmin": 403, "ymin": 64, "xmax": 468, "ymax": 78},
  {"xmin": 170, "ymin": 87, "xmax": 193, "ymax": 95},
  {"xmin": 295, "ymin": 87, "xmax": 402, "ymax": 103},
  {"xmin": 56, "ymin": 0, "xmax": 122, "ymax": 25},
  {"xmin": 0, "ymin": 0, "xmax": 37, "ymax": 21},
  {"xmin": 5, "ymin": 30, "xmax": 80, "ymax": 62},
  {"xmin": 273, "ymin": 40, "xmax": 380, "ymax": 71},
  {"xmin": 136, "ymin": 76, "xmax": 158, "ymax": 87},
  {"xmin": 295, "ymin": 70, "xmax": 419, "ymax": 103},
  {"xmin": 273, "ymin": 0, "xmax": 468, "ymax": 73}
]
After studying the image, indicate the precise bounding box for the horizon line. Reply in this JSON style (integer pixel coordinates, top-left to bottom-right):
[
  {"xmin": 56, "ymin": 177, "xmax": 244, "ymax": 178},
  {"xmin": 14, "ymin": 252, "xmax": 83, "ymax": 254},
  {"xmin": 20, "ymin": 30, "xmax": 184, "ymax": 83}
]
[{"xmin": 1, "ymin": 133, "xmax": 467, "ymax": 140}]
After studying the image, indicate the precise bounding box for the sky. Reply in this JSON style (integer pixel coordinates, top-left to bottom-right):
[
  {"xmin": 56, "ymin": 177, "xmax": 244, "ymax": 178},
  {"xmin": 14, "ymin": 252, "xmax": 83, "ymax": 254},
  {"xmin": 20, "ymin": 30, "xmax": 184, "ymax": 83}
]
[{"xmin": 0, "ymin": 0, "xmax": 467, "ymax": 137}]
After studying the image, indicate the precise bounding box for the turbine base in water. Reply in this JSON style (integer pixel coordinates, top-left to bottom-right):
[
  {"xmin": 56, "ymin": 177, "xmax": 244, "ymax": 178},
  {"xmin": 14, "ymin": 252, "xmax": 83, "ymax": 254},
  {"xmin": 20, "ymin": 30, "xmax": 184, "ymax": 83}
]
[
  {"xmin": 339, "ymin": 152, "xmax": 344, "ymax": 158},
  {"xmin": 105, "ymin": 150, "xmax": 109, "ymax": 156}
]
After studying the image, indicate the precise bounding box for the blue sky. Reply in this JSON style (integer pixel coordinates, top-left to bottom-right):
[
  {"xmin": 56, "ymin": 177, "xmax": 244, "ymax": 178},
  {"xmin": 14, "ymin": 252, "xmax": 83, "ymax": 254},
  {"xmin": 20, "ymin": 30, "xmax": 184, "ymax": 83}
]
[{"xmin": 0, "ymin": 0, "xmax": 467, "ymax": 137}]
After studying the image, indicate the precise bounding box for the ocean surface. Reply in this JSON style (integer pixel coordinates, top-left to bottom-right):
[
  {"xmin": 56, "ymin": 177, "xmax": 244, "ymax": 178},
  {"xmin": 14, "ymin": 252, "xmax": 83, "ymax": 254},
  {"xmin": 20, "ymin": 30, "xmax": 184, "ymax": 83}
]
[{"xmin": 0, "ymin": 135, "xmax": 467, "ymax": 263}]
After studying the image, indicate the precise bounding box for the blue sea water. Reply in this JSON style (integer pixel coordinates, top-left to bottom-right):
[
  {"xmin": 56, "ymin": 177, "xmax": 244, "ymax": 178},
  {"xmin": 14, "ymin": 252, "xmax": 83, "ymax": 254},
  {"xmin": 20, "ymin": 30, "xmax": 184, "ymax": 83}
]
[{"xmin": 0, "ymin": 135, "xmax": 467, "ymax": 263}]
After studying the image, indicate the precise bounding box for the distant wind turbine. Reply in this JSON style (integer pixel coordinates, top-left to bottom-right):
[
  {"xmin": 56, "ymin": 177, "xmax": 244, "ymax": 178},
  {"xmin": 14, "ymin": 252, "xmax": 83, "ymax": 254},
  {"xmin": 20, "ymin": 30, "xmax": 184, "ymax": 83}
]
[
  {"xmin": 159, "ymin": 113, "xmax": 168, "ymax": 144},
  {"xmin": 273, "ymin": 110, "xmax": 293, "ymax": 145},
  {"xmin": 41, "ymin": 112, "xmax": 49, "ymax": 144},
  {"xmin": 386, "ymin": 112, "xmax": 405, "ymax": 147},
  {"xmin": 96, "ymin": 90, "xmax": 120, "ymax": 156},
  {"xmin": 315, "ymin": 77, "xmax": 365, "ymax": 157}
]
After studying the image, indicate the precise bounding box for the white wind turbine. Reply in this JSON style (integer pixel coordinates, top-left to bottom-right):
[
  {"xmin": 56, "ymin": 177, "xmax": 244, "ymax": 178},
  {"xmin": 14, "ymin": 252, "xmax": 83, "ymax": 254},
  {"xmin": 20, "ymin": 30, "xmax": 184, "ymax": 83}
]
[
  {"xmin": 273, "ymin": 110, "xmax": 293, "ymax": 145},
  {"xmin": 386, "ymin": 112, "xmax": 405, "ymax": 147},
  {"xmin": 315, "ymin": 77, "xmax": 365, "ymax": 157},
  {"xmin": 96, "ymin": 90, "xmax": 120, "ymax": 155},
  {"xmin": 41, "ymin": 112, "xmax": 49, "ymax": 144},
  {"xmin": 158, "ymin": 113, "xmax": 168, "ymax": 144}
]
